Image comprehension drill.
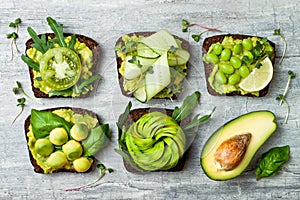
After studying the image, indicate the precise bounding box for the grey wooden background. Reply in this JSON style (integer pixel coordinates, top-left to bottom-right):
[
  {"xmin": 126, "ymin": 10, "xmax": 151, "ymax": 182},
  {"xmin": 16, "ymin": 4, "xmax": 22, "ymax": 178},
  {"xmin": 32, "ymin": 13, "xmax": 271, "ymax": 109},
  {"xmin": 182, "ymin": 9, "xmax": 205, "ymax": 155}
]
[{"xmin": 0, "ymin": 0, "xmax": 299, "ymax": 199}]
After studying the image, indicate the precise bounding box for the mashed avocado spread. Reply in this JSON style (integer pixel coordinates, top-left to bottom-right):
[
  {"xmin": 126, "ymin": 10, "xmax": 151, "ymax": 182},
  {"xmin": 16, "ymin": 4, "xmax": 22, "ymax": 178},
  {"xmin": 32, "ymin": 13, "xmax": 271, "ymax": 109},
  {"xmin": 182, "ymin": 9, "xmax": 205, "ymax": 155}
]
[
  {"xmin": 27, "ymin": 36, "xmax": 94, "ymax": 97},
  {"xmin": 27, "ymin": 109, "xmax": 98, "ymax": 173}
]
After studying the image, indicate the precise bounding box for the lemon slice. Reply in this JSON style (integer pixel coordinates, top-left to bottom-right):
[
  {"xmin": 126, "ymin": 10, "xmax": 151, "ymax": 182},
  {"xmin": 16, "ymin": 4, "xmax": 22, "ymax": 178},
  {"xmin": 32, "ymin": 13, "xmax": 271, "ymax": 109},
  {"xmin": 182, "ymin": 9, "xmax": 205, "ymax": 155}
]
[{"xmin": 239, "ymin": 57, "xmax": 273, "ymax": 92}]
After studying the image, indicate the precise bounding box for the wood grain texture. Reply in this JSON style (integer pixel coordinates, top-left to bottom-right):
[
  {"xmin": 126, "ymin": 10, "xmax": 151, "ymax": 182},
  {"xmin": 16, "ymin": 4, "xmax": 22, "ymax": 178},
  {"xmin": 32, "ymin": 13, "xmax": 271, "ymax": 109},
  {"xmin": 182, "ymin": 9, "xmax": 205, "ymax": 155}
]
[{"xmin": 0, "ymin": 0, "xmax": 300, "ymax": 199}]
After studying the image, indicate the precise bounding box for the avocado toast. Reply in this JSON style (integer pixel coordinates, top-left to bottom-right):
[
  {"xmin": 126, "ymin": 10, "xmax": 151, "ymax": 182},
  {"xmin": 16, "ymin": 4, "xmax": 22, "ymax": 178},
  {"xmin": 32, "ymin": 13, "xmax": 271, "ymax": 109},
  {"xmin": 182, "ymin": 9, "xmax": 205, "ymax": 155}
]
[
  {"xmin": 202, "ymin": 34, "xmax": 276, "ymax": 96},
  {"xmin": 24, "ymin": 107, "xmax": 110, "ymax": 173},
  {"xmin": 116, "ymin": 92, "xmax": 214, "ymax": 173},
  {"xmin": 114, "ymin": 30, "xmax": 190, "ymax": 102},
  {"xmin": 22, "ymin": 17, "xmax": 100, "ymax": 98}
]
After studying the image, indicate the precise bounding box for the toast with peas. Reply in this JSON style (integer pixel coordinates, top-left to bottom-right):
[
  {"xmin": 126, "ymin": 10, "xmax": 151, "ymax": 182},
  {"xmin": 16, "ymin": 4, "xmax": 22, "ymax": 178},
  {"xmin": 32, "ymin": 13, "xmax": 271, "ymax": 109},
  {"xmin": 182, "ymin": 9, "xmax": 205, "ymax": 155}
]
[{"xmin": 202, "ymin": 34, "xmax": 276, "ymax": 97}]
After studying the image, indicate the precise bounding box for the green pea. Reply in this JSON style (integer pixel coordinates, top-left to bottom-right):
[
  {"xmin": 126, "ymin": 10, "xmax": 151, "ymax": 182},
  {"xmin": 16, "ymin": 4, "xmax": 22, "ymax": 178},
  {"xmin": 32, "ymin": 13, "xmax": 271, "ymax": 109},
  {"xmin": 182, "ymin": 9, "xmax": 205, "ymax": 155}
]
[
  {"xmin": 220, "ymin": 48, "xmax": 232, "ymax": 61},
  {"xmin": 205, "ymin": 53, "xmax": 219, "ymax": 64},
  {"xmin": 239, "ymin": 65, "xmax": 250, "ymax": 78},
  {"xmin": 242, "ymin": 38, "xmax": 253, "ymax": 51},
  {"xmin": 233, "ymin": 43, "xmax": 243, "ymax": 54},
  {"xmin": 213, "ymin": 44, "xmax": 223, "ymax": 55},
  {"xmin": 215, "ymin": 71, "xmax": 227, "ymax": 84},
  {"xmin": 228, "ymin": 74, "xmax": 241, "ymax": 85},
  {"xmin": 230, "ymin": 56, "xmax": 242, "ymax": 68},
  {"xmin": 220, "ymin": 63, "xmax": 234, "ymax": 74}
]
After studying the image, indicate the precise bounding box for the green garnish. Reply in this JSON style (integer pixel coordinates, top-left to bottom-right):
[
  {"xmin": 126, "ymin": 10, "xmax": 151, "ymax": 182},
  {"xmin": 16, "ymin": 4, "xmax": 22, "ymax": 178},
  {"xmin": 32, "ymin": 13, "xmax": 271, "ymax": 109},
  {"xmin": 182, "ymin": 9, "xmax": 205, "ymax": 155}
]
[
  {"xmin": 276, "ymin": 70, "xmax": 295, "ymax": 123},
  {"xmin": 7, "ymin": 18, "xmax": 22, "ymax": 60},
  {"xmin": 12, "ymin": 98, "xmax": 25, "ymax": 124},
  {"xmin": 182, "ymin": 19, "xmax": 221, "ymax": 42},
  {"xmin": 273, "ymin": 29, "xmax": 286, "ymax": 65},
  {"xmin": 65, "ymin": 163, "xmax": 113, "ymax": 191},
  {"xmin": 255, "ymin": 145, "xmax": 290, "ymax": 180},
  {"xmin": 13, "ymin": 81, "xmax": 43, "ymax": 104}
]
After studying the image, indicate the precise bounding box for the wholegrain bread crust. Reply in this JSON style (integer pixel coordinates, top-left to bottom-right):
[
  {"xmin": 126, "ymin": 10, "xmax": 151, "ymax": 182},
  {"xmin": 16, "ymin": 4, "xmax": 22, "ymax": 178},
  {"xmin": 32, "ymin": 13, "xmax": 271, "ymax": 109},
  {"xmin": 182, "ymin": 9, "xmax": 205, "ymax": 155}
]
[
  {"xmin": 202, "ymin": 34, "xmax": 276, "ymax": 96},
  {"xmin": 25, "ymin": 33, "xmax": 100, "ymax": 98},
  {"xmin": 119, "ymin": 108, "xmax": 190, "ymax": 173},
  {"xmin": 115, "ymin": 32, "xmax": 190, "ymax": 99},
  {"xmin": 24, "ymin": 107, "xmax": 100, "ymax": 173}
]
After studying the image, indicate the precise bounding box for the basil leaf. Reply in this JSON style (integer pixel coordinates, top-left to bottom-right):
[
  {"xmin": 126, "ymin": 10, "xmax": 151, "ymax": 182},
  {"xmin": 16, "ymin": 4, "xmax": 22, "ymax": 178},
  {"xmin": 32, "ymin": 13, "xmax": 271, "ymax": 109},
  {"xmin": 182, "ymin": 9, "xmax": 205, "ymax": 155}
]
[
  {"xmin": 82, "ymin": 124, "xmax": 110, "ymax": 156},
  {"xmin": 30, "ymin": 109, "xmax": 73, "ymax": 139},
  {"xmin": 172, "ymin": 91, "xmax": 200, "ymax": 122},
  {"xmin": 255, "ymin": 145, "xmax": 290, "ymax": 180}
]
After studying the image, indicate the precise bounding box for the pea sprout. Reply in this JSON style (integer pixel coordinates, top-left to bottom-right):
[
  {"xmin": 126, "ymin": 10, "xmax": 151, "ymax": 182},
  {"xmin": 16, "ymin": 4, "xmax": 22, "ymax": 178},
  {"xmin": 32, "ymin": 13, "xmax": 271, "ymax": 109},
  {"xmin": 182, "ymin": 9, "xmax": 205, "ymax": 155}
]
[
  {"xmin": 273, "ymin": 29, "xmax": 286, "ymax": 65},
  {"xmin": 65, "ymin": 163, "xmax": 113, "ymax": 191},
  {"xmin": 13, "ymin": 81, "xmax": 43, "ymax": 105},
  {"xmin": 182, "ymin": 19, "xmax": 221, "ymax": 43},
  {"xmin": 276, "ymin": 70, "xmax": 295, "ymax": 124},
  {"xmin": 12, "ymin": 98, "xmax": 25, "ymax": 124},
  {"xmin": 7, "ymin": 18, "xmax": 21, "ymax": 60}
]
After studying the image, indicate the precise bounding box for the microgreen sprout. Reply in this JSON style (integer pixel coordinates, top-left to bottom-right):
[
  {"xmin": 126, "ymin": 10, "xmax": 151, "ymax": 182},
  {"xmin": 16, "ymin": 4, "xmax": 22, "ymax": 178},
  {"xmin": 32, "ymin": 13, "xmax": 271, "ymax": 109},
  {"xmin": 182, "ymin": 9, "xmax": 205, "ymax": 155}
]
[
  {"xmin": 7, "ymin": 18, "xmax": 22, "ymax": 60},
  {"xmin": 12, "ymin": 98, "xmax": 25, "ymax": 124},
  {"xmin": 65, "ymin": 163, "xmax": 113, "ymax": 191},
  {"xmin": 273, "ymin": 29, "xmax": 286, "ymax": 65},
  {"xmin": 276, "ymin": 70, "xmax": 295, "ymax": 123},
  {"xmin": 182, "ymin": 19, "xmax": 221, "ymax": 42},
  {"xmin": 13, "ymin": 81, "xmax": 43, "ymax": 104}
]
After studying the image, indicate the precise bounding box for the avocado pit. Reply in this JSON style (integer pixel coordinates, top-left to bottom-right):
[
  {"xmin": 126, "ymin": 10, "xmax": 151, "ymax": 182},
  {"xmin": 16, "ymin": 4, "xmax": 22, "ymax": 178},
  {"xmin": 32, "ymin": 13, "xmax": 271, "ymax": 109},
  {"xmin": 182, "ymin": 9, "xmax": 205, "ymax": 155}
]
[{"xmin": 214, "ymin": 133, "xmax": 252, "ymax": 171}]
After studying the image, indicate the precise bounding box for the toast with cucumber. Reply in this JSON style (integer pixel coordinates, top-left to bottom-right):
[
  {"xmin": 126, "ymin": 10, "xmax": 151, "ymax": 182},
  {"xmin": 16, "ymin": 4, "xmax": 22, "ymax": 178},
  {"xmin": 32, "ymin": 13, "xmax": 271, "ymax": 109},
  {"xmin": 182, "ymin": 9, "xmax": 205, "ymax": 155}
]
[
  {"xmin": 22, "ymin": 17, "xmax": 100, "ymax": 98},
  {"xmin": 24, "ymin": 107, "xmax": 110, "ymax": 174},
  {"xmin": 114, "ymin": 30, "xmax": 190, "ymax": 102},
  {"xmin": 202, "ymin": 34, "xmax": 276, "ymax": 97}
]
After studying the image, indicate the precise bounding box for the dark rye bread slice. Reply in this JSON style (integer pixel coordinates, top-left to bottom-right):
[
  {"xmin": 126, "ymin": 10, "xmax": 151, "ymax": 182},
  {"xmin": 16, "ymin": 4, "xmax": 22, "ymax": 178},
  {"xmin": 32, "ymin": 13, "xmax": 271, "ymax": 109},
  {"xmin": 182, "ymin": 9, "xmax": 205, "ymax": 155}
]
[
  {"xmin": 202, "ymin": 34, "xmax": 276, "ymax": 96},
  {"xmin": 119, "ymin": 108, "xmax": 191, "ymax": 173},
  {"xmin": 115, "ymin": 32, "xmax": 190, "ymax": 99},
  {"xmin": 25, "ymin": 33, "xmax": 100, "ymax": 98},
  {"xmin": 24, "ymin": 107, "xmax": 100, "ymax": 173}
]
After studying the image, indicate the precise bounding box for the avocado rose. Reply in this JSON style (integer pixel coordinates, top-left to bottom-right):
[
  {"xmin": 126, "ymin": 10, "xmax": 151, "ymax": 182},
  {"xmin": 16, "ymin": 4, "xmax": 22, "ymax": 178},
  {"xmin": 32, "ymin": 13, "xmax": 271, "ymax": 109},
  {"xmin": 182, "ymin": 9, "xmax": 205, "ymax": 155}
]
[
  {"xmin": 116, "ymin": 91, "xmax": 215, "ymax": 173},
  {"xmin": 125, "ymin": 112, "xmax": 186, "ymax": 171}
]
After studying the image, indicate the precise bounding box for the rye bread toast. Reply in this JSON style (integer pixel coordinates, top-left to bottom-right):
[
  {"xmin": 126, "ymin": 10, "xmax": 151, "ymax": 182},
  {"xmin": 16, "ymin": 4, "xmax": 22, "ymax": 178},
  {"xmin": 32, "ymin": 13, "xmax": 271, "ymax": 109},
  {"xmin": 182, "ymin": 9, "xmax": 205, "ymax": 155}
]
[
  {"xmin": 119, "ymin": 108, "xmax": 191, "ymax": 173},
  {"xmin": 24, "ymin": 33, "xmax": 100, "ymax": 98},
  {"xmin": 24, "ymin": 107, "xmax": 100, "ymax": 173},
  {"xmin": 202, "ymin": 34, "xmax": 276, "ymax": 96},
  {"xmin": 115, "ymin": 32, "xmax": 190, "ymax": 99}
]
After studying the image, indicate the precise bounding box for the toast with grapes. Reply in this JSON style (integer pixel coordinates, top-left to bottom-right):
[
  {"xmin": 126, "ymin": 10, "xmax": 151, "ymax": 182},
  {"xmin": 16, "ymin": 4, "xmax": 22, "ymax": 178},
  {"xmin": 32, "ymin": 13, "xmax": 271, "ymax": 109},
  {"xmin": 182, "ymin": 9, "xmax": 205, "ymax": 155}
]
[{"xmin": 202, "ymin": 34, "xmax": 276, "ymax": 97}]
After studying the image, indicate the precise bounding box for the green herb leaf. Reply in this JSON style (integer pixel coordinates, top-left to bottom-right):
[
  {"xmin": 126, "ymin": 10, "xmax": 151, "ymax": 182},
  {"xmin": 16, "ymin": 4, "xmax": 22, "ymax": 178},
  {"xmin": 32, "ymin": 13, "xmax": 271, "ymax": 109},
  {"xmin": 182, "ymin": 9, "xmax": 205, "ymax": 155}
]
[
  {"xmin": 27, "ymin": 27, "xmax": 48, "ymax": 54},
  {"xmin": 68, "ymin": 34, "xmax": 76, "ymax": 51},
  {"xmin": 82, "ymin": 124, "xmax": 110, "ymax": 156},
  {"xmin": 30, "ymin": 109, "xmax": 73, "ymax": 139},
  {"xmin": 255, "ymin": 145, "xmax": 290, "ymax": 180},
  {"xmin": 183, "ymin": 107, "xmax": 215, "ymax": 130},
  {"xmin": 117, "ymin": 101, "xmax": 132, "ymax": 133},
  {"xmin": 172, "ymin": 91, "xmax": 200, "ymax": 122},
  {"xmin": 77, "ymin": 74, "xmax": 101, "ymax": 92},
  {"xmin": 273, "ymin": 28, "xmax": 286, "ymax": 65},
  {"xmin": 21, "ymin": 54, "xmax": 40, "ymax": 72},
  {"xmin": 46, "ymin": 17, "xmax": 67, "ymax": 47},
  {"xmin": 191, "ymin": 34, "xmax": 200, "ymax": 42}
]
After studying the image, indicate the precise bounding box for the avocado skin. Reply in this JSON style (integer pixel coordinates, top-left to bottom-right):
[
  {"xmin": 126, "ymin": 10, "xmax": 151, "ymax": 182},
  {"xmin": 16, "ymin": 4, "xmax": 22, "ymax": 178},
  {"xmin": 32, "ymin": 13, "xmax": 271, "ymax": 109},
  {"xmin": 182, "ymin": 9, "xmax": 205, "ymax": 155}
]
[{"xmin": 200, "ymin": 110, "xmax": 277, "ymax": 181}]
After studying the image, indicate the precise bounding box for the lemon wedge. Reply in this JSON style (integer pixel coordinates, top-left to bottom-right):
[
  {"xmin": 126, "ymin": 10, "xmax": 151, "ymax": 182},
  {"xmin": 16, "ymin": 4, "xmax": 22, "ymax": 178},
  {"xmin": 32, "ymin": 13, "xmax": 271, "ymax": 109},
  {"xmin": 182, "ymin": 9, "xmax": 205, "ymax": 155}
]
[{"xmin": 239, "ymin": 57, "xmax": 273, "ymax": 92}]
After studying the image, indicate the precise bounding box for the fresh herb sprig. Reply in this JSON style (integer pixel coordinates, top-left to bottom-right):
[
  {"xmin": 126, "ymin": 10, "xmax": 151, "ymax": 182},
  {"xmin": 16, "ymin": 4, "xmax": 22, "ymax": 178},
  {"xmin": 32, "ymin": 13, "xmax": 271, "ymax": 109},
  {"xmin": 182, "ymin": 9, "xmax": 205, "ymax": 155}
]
[
  {"xmin": 276, "ymin": 70, "xmax": 295, "ymax": 124},
  {"xmin": 65, "ymin": 164, "xmax": 113, "ymax": 191},
  {"xmin": 273, "ymin": 29, "xmax": 286, "ymax": 65},
  {"xmin": 13, "ymin": 81, "xmax": 43, "ymax": 105},
  {"xmin": 12, "ymin": 98, "xmax": 25, "ymax": 124},
  {"xmin": 182, "ymin": 19, "xmax": 221, "ymax": 42},
  {"xmin": 7, "ymin": 18, "xmax": 21, "ymax": 60}
]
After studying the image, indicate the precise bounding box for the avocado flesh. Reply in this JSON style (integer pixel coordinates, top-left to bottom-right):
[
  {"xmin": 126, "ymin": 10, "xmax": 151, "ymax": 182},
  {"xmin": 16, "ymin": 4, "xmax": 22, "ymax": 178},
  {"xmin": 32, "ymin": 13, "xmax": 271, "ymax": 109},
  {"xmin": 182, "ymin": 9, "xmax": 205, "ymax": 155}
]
[{"xmin": 201, "ymin": 110, "xmax": 277, "ymax": 181}]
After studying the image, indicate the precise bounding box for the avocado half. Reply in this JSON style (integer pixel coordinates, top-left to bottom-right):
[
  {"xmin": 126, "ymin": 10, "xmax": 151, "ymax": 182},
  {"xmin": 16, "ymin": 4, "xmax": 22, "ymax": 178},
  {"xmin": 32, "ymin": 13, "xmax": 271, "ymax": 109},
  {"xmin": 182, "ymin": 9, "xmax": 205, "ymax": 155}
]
[{"xmin": 200, "ymin": 110, "xmax": 277, "ymax": 181}]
